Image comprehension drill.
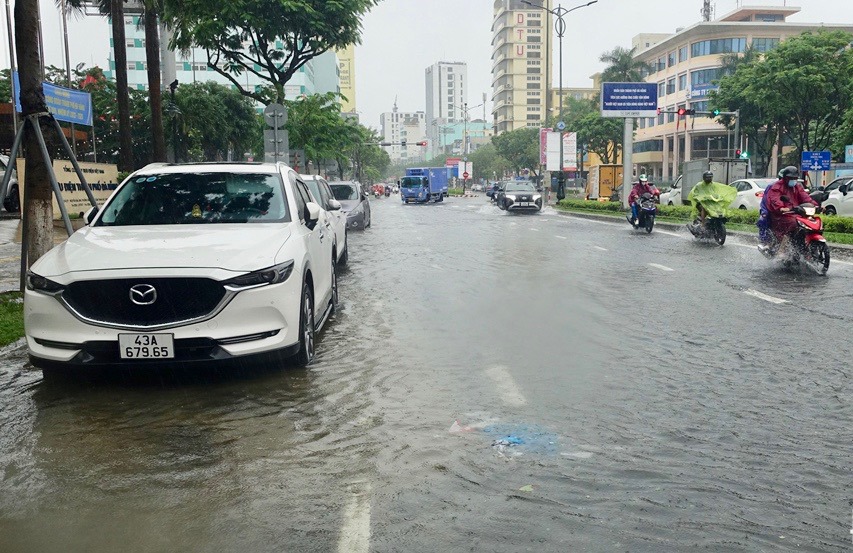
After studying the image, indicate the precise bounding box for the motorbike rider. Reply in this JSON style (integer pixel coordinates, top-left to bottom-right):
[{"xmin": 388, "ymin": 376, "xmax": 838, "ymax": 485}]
[
  {"xmin": 765, "ymin": 166, "xmax": 818, "ymax": 244},
  {"xmin": 688, "ymin": 171, "xmax": 737, "ymax": 227},
  {"xmin": 628, "ymin": 174, "xmax": 659, "ymax": 225}
]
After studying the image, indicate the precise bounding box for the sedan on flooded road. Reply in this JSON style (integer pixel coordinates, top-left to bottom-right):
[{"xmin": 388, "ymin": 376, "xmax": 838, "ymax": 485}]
[
  {"xmin": 330, "ymin": 180, "xmax": 371, "ymax": 230},
  {"xmin": 496, "ymin": 181, "xmax": 543, "ymax": 212},
  {"xmin": 24, "ymin": 163, "xmax": 338, "ymax": 372}
]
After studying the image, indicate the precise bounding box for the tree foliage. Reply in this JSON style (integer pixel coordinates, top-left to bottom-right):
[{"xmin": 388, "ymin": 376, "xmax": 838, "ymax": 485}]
[
  {"xmin": 165, "ymin": 0, "xmax": 380, "ymax": 104},
  {"xmin": 492, "ymin": 127, "xmax": 540, "ymax": 176},
  {"xmin": 599, "ymin": 46, "xmax": 651, "ymax": 83},
  {"xmin": 558, "ymin": 96, "xmax": 623, "ymax": 165},
  {"xmin": 468, "ymin": 143, "xmax": 511, "ymax": 182},
  {"xmin": 711, "ymin": 30, "xmax": 853, "ymax": 167}
]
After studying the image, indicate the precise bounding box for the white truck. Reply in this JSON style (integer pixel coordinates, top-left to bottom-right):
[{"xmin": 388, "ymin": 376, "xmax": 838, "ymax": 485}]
[{"xmin": 678, "ymin": 158, "xmax": 749, "ymax": 205}]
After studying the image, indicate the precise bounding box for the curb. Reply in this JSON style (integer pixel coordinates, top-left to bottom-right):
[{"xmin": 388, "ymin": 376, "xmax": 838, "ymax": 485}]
[{"xmin": 552, "ymin": 208, "xmax": 853, "ymax": 259}]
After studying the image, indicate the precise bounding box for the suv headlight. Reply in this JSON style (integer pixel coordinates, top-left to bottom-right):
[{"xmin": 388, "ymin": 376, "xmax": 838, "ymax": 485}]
[
  {"xmin": 222, "ymin": 260, "xmax": 294, "ymax": 291},
  {"xmin": 505, "ymin": 194, "xmax": 517, "ymax": 201},
  {"xmin": 26, "ymin": 271, "xmax": 64, "ymax": 295},
  {"xmin": 533, "ymin": 194, "xmax": 542, "ymax": 201}
]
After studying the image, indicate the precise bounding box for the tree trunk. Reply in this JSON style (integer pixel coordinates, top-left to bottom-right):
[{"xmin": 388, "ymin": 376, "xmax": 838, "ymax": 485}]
[
  {"xmin": 144, "ymin": 8, "xmax": 166, "ymax": 161},
  {"xmin": 15, "ymin": 0, "xmax": 54, "ymax": 266},
  {"xmin": 112, "ymin": 0, "xmax": 133, "ymax": 171}
]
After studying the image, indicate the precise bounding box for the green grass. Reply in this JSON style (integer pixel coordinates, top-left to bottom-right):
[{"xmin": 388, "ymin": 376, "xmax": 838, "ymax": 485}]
[
  {"xmin": 448, "ymin": 188, "xmax": 465, "ymax": 195},
  {"xmin": 0, "ymin": 292, "xmax": 24, "ymax": 347}
]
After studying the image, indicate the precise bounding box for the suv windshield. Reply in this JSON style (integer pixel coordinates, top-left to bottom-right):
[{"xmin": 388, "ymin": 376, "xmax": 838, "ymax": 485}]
[
  {"xmin": 506, "ymin": 182, "xmax": 535, "ymax": 192},
  {"xmin": 96, "ymin": 172, "xmax": 289, "ymax": 226},
  {"xmin": 330, "ymin": 184, "xmax": 360, "ymax": 200}
]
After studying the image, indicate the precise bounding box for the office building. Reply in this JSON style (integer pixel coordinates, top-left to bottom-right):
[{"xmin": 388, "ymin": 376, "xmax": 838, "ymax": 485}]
[
  {"xmin": 425, "ymin": 61, "xmax": 467, "ymax": 155},
  {"xmin": 380, "ymin": 103, "xmax": 427, "ymax": 165}
]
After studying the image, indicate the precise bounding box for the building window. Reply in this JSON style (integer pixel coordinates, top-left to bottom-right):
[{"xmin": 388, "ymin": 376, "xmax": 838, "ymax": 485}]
[
  {"xmin": 527, "ymin": 60, "xmax": 540, "ymax": 66},
  {"xmin": 648, "ymin": 117, "xmax": 655, "ymax": 128},
  {"xmin": 658, "ymin": 111, "xmax": 664, "ymax": 125},
  {"xmin": 527, "ymin": 36, "xmax": 541, "ymax": 43},
  {"xmin": 527, "ymin": 76, "xmax": 541, "ymax": 81},
  {"xmin": 678, "ymin": 45, "xmax": 688, "ymax": 63},
  {"xmin": 528, "ymin": 106, "xmax": 539, "ymax": 112},
  {"xmin": 635, "ymin": 139, "xmax": 663, "ymax": 153},
  {"xmin": 527, "ymin": 91, "xmax": 540, "ymax": 96},
  {"xmin": 667, "ymin": 51, "xmax": 676, "ymax": 67},
  {"xmin": 691, "ymin": 37, "xmax": 746, "ymax": 57},
  {"xmin": 638, "ymin": 118, "xmax": 645, "ymax": 129},
  {"xmin": 527, "ymin": 51, "xmax": 540, "ymax": 58},
  {"xmin": 691, "ymin": 67, "xmax": 723, "ymax": 87},
  {"xmin": 667, "ymin": 107, "xmax": 675, "ymax": 123},
  {"xmin": 678, "ymin": 74, "xmax": 687, "ymax": 91},
  {"xmin": 752, "ymin": 38, "xmax": 780, "ymax": 52},
  {"xmin": 691, "ymin": 100, "xmax": 709, "ymax": 112},
  {"xmin": 127, "ymin": 62, "xmax": 135, "ymax": 71},
  {"xmin": 658, "ymin": 82, "xmax": 665, "ymax": 97},
  {"xmin": 126, "ymin": 39, "xmax": 135, "ymax": 48},
  {"xmin": 666, "ymin": 78, "xmax": 675, "ymax": 95},
  {"xmin": 656, "ymin": 56, "xmax": 666, "ymax": 72},
  {"xmin": 527, "ymin": 115, "xmax": 540, "ymax": 120}
]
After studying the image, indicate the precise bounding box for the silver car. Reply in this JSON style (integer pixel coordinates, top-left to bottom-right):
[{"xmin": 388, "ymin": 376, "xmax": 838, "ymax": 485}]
[
  {"xmin": 329, "ymin": 181, "xmax": 371, "ymax": 230},
  {"xmin": 302, "ymin": 174, "xmax": 349, "ymax": 265}
]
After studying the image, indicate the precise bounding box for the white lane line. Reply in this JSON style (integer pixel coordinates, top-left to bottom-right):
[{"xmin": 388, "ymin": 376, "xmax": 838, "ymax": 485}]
[
  {"xmin": 593, "ymin": 246, "xmax": 608, "ymax": 251},
  {"xmin": 529, "ymin": 228, "xmax": 540, "ymax": 232},
  {"xmin": 744, "ymin": 289, "xmax": 789, "ymax": 304},
  {"xmin": 485, "ymin": 366, "xmax": 527, "ymax": 407},
  {"xmin": 430, "ymin": 264, "xmax": 443, "ymax": 271},
  {"xmin": 555, "ymin": 235, "xmax": 568, "ymax": 240},
  {"xmin": 648, "ymin": 263, "xmax": 674, "ymax": 272},
  {"xmin": 337, "ymin": 482, "xmax": 371, "ymax": 553},
  {"xmin": 656, "ymin": 230, "xmax": 682, "ymax": 237}
]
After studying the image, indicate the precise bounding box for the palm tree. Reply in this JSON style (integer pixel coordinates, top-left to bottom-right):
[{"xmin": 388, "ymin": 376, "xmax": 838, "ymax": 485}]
[
  {"xmin": 599, "ymin": 46, "xmax": 652, "ymax": 83},
  {"xmin": 142, "ymin": 0, "xmax": 166, "ymax": 161},
  {"xmin": 719, "ymin": 44, "xmax": 761, "ymax": 77}
]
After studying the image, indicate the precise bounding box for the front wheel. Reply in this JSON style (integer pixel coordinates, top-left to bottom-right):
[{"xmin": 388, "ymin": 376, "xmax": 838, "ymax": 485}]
[
  {"xmin": 824, "ymin": 206, "xmax": 837, "ymax": 216},
  {"xmin": 645, "ymin": 215, "xmax": 654, "ymax": 233},
  {"xmin": 3, "ymin": 184, "xmax": 20, "ymax": 213},
  {"xmin": 808, "ymin": 241, "xmax": 830, "ymax": 275},
  {"xmin": 292, "ymin": 281, "xmax": 315, "ymax": 366},
  {"xmin": 713, "ymin": 221, "xmax": 727, "ymax": 245}
]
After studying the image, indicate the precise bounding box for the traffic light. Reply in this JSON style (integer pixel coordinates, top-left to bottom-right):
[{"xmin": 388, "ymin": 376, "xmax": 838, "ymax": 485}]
[
  {"xmin": 735, "ymin": 149, "xmax": 741, "ymax": 158},
  {"xmin": 656, "ymin": 107, "xmax": 662, "ymax": 115},
  {"xmin": 415, "ymin": 141, "xmax": 427, "ymax": 146},
  {"xmin": 401, "ymin": 139, "xmax": 407, "ymax": 147},
  {"xmin": 712, "ymin": 109, "xmax": 721, "ymax": 116},
  {"xmin": 739, "ymin": 150, "xmax": 749, "ymax": 159},
  {"xmin": 677, "ymin": 108, "xmax": 696, "ymax": 116}
]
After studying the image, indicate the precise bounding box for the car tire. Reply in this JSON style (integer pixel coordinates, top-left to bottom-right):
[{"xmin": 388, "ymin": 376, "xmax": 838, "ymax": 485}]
[
  {"xmin": 330, "ymin": 257, "xmax": 339, "ymax": 313},
  {"xmin": 292, "ymin": 280, "xmax": 315, "ymax": 367},
  {"xmin": 3, "ymin": 184, "xmax": 20, "ymax": 213},
  {"xmin": 339, "ymin": 237, "xmax": 349, "ymax": 266},
  {"xmin": 824, "ymin": 206, "xmax": 837, "ymax": 216},
  {"xmin": 739, "ymin": 205, "xmax": 747, "ymax": 210},
  {"xmin": 667, "ymin": 201, "xmax": 673, "ymax": 206}
]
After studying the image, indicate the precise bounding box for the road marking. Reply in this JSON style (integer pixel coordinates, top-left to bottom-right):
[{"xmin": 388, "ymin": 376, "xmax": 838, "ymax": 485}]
[
  {"xmin": 430, "ymin": 264, "xmax": 443, "ymax": 271},
  {"xmin": 529, "ymin": 228, "xmax": 540, "ymax": 232},
  {"xmin": 648, "ymin": 263, "xmax": 674, "ymax": 272},
  {"xmin": 656, "ymin": 230, "xmax": 681, "ymax": 237},
  {"xmin": 0, "ymin": 256, "xmax": 20, "ymax": 263},
  {"xmin": 337, "ymin": 482, "xmax": 371, "ymax": 553},
  {"xmin": 593, "ymin": 246, "xmax": 608, "ymax": 251},
  {"xmin": 744, "ymin": 289, "xmax": 789, "ymax": 304},
  {"xmin": 555, "ymin": 235, "xmax": 567, "ymax": 240},
  {"xmin": 485, "ymin": 366, "xmax": 527, "ymax": 407}
]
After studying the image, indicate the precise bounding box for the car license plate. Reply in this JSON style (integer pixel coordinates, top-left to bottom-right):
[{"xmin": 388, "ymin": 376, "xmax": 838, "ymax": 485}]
[
  {"xmin": 118, "ymin": 333, "xmax": 175, "ymax": 359},
  {"xmin": 518, "ymin": 201, "xmax": 531, "ymax": 207}
]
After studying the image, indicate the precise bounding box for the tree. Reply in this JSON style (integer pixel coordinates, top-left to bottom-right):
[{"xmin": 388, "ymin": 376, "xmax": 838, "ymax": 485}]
[
  {"xmin": 285, "ymin": 93, "xmax": 355, "ymax": 171},
  {"xmin": 712, "ymin": 31, "xmax": 853, "ymax": 170},
  {"xmin": 143, "ymin": 0, "xmax": 166, "ymax": 161},
  {"xmin": 468, "ymin": 143, "xmax": 511, "ymax": 182},
  {"xmin": 599, "ymin": 46, "xmax": 651, "ymax": 83},
  {"xmin": 14, "ymin": 0, "xmax": 54, "ymax": 265},
  {"xmin": 165, "ymin": 0, "xmax": 380, "ymax": 104},
  {"xmin": 492, "ymin": 127, "xmax": 540, "ymax": 177},
  {"xmin": 560, "ymin": 96, "xmax": 623, "ymax": 165}
]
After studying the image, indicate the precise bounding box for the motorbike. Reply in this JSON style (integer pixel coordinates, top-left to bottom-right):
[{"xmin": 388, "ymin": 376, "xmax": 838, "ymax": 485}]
[
  {"xmin": 759, "ymin": 203, "xmax": 830, "ymax": 275},
  {"xmin": 627, "ymin": 192, "xmax": 657, "ymax": 233},
  {"xmin": 384, "ymin": 189, "xmax": 391, "ymax": 197},
  {"xmin": 687, "ymin": 213, "xmax": 727, "ymax": 245}
]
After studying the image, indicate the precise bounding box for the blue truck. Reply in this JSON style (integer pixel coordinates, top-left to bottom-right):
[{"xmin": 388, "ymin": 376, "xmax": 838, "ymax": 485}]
[{"xmin": 399, "ymin": 167, "xmax": 450, "ymax": 204}]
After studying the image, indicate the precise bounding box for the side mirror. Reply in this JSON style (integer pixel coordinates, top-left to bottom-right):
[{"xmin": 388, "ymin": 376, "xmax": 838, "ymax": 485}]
[
  {"xmin": 306, "ymin": 202, "xmax": 321, "ymax": 228},
  {"xmin": 841, "ymin": 184, "xmax": 849, "ymax": 195},
  {"xmin": 83, "ymin": 206, "xmax": 99, "ymax": 225},
  {"xmin": 328, "ymin": 199, "xmax": 342, "ymax": 211}
]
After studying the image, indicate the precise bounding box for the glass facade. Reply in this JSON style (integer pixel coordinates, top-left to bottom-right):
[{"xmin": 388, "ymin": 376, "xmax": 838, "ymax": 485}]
[
  {"xmin": 691, "ymin": 38, "xmax": 746, "ymax": 57},
  {"xmin": 691, "ymin": 68, "xmax": 723, "ymax": 87},
  {"xmin": 752, "ymin": 38, "xmax": 780, "ymax": 52}
]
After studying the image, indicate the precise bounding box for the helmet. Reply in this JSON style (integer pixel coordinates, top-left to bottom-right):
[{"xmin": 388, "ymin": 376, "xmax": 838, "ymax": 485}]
[
  {"xmin": 780, "ymin": 166, "xmax": 799, "ymax": 180},
  {"xmin": 639, "ymin": 174, "xmax": 648, "ymax": 183},
  {"xmin": 703, "ymin": 171, "xmax": 713, "ymax": 181}
]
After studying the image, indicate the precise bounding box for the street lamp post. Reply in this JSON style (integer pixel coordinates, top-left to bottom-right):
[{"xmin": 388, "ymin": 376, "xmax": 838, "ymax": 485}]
[{"xmin": 522, "ymin": 0, "xmax": 598, "ymax": 201}]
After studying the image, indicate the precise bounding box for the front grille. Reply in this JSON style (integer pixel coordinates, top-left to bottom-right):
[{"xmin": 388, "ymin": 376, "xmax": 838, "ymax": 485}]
[{"xmin": 62, "ymin": 278, "xmax": 227, "ymax": 327}]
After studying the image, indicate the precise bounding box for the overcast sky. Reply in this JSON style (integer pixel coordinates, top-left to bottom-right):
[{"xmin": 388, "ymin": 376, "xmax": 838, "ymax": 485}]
[{"xmin": 1, "ymin": 0, "xmax": 851, "ymax": 131}]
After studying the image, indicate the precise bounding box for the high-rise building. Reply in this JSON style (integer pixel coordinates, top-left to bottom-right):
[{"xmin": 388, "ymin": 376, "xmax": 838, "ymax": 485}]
[
  {"xmin": 106, "ymin": 14, "xmax": 340, "ymax": 104},
  {"xmin": 380, "ymin": 102, "xmax": 426, "ymax": 165},
  {"xmin": 336, "ymin": 45, "xmax": 356, "ymax": 113},
  {"xmin": 425, "ymin": 61, "xmax": 467, "ymax": 155},
  {"xmin": 491, "ymin": 0, "xmax": 553, "ymax": 135}
]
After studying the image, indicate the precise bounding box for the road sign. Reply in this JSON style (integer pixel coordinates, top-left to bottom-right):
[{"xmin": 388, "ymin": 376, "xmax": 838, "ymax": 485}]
[
  {"xmin": 556, "ymin": 121, "xmax": 566, "ymax": 131},
  {"xmin": 845, "ymin": 144, "xmax": 853, "ymax": 163},
  {"xmin": 801, "ymin": 150, "xmax": 831, "ymax": 172},
  {"xmin": 263, "ymin": 103, "xmax": 287, "ymax": 128},
  {"xmin": 600, "ymin": 82, "xmax": 658, "ymax": 118},
  {"xmin": 462, "ymin": 171, "xmax": 469, "ymax": 180}
]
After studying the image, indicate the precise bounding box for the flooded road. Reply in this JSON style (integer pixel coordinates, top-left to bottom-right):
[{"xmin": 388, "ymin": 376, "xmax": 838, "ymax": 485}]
[{"xmin": 1, "ymin": 197, "xmax": 851, "ymax": 552}]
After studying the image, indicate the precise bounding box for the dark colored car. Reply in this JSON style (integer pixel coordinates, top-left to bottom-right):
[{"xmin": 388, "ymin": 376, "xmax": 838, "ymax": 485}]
[
  {"xmin": 497, "ymin": 181, "xmax": 543, "ymax": 213},
  {"xmin": 329, "ymin": 181, "xmax": 371, "ymax": 230}
]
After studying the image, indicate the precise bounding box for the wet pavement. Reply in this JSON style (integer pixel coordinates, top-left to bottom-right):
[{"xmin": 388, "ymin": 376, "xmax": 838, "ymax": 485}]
[{"xmin": 0, "ymin": 197, "xmax": 851, "ymax": 552}]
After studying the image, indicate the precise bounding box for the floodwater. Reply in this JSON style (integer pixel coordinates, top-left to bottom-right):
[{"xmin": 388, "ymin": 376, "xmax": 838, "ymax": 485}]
[{"xmin": 1, "ymin": 197, "xmax": 851, "ymax": 552}]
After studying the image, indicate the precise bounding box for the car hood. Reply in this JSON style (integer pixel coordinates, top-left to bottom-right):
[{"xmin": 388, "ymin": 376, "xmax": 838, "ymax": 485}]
[
  {"xmin": 339, "ymin": 200, "xmax": 362, "ymax": 212},
  {"xmin": 31, "ymin": 224, "xmax": 292, "ymax": 277}
]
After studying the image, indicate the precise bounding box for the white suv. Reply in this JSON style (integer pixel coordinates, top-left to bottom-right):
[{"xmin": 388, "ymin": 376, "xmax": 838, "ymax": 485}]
[
  {"xmin": 24, "ymin": 163, "xmax": 338, "ymax": 371},
  {"xmin": 301, "ymin": 174, "xmax": 348, "ymax": 265}
]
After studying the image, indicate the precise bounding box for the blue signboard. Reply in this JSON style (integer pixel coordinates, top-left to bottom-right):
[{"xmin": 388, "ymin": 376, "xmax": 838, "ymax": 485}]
[
  {"xmin": 845, "ymin": 144, "xmax": 853, "ymax": 163},
  {"xmin": 13, "ymin": 71, "xmax": 93, "ymax": 126},
  {"xmin": 800, "ymin": 150, "xmax": 831, "ymax": 172},
  {"xmin": 600, "ymin": 82, "xmax": 658, "ymax": 118},
  {"xmin": 689, "ymin": 83, "xmax": 719, "ymax": 99}
]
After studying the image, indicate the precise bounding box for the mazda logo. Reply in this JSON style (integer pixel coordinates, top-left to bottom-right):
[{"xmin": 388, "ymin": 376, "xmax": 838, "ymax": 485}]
[{"xmin": 129, "ymin": 284, "xmax": 158, "ymax": 306}]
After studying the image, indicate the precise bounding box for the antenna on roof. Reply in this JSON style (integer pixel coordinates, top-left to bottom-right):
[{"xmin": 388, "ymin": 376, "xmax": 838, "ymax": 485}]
[{"xmin": 701, "ymin": 0, "xmax": 712, "ymax": 22}]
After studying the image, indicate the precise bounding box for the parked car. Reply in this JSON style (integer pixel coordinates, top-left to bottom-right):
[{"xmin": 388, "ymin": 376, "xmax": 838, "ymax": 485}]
[
  {"xmin": 496, "ymin": 181, "xmax": 543, "ymax": 213},
  {"xmin": 658, "ymin": 176, "xmax": 683, "ymax": 206},
  {"xmin": 471, "ymin": 184, "xmax": 484, "ymax": 192},
  {"xmin": 822, "ymin": 177, "xmax": 853, "ymax": 216},
  {"xmin": 24, "ymin": 162, "xmax": 338, "ymax": 371},
  {"xmin": 729, "ymin": 178, "xmax": 776, "ymax": 210},
  {"xmin": 329, "ymin": 181, "xmax": 371, "ymax": 229},
  {"xmin": 301, "ymin": 174, "xmax": 348, "ymax": 265},
  {"xmin": 0, "ymin": 154, "xmax": 21, "ymax": 213}
]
